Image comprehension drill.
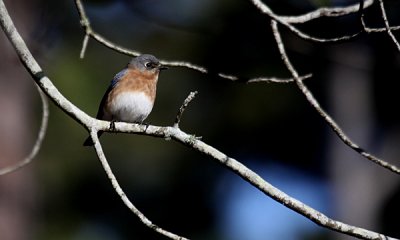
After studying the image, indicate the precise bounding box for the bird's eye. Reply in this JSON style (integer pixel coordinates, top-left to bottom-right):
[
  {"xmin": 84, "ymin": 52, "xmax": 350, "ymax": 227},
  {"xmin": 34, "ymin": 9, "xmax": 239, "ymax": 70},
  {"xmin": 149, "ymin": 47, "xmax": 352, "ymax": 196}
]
[{"xmin": 145, "ymin": 62, "xmax": 153, "ymax": 69}]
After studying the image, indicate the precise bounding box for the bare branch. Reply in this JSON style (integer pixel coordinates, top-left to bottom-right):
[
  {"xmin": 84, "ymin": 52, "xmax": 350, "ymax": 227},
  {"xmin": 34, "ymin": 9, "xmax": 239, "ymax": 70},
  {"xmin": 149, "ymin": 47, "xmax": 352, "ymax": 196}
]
[
  {"xmin": 280, "ymin": 0, "xmax": 374, "ymax": 24},
  {"xmin": 378, "ymin": 0, "xmax": 400, "ymax": 51},
  {"xmin": 0, "ymin": 2, "xmax": 189, "ymax": 238},
  {"xmin": 110, "ymin": 122, "xmax": 398, "ymax": 240},
  {"xmin": 90, "ymin": 129, "xmax": 189, "ymax": 240},
  {"xmin": 249, "ymin": 0, "xmax": 363, "ymax": 43},
  {"xmin": 73, "ymin": 0, "xmax": 303, "ymax": 84},
  {"xmin": 287, "ymin": 22, "xmax": 362, "ymax": 42},
  {"xmin": 247, "ymin": 73, "xmax": 313, "ymax": 83},
  {"xmin": 79, "ymin": 33, "xmax": 90, "ymax": 59},
  {"xmin": 74, "ymin": 0, "xmax": 141, "ymax": 57},
  {"xmin": 174, "ymin": 91, "xmax": 198, "ymax": 128},
  {"xmin": 362, "ymin": 18, "xmax": 400, "ymax": 33},
  {"xmin": 271, "ymin": 19, "xmax": 400, "ymax": 174},
  {"xmin": 164, "ymin": 60, "xmax": 312, "ymax": 83},
  {"xmin": 0, "ymin": 2, "xmax": 89, "ymax": 128},
  {"xmin": 363, "ymin": 23, "xmax": 400, "ymax": 33},
  {"xmin": 1, "ymin": 0, "xmax": 399, "ymax": 239},
  {"xmin": 360, "ymin": 1, "xmax": 400, "ymax": 33},
  {"xmin": 0, "ymin": 85, "xmax": 49, "ymax": 175}
]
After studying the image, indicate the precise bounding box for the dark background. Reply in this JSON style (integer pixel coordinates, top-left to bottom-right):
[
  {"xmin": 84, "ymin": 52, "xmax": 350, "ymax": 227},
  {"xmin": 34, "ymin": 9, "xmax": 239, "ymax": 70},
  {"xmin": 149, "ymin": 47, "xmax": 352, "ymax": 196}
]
[{"xmin": 1, "ymin": 0, "xmax": 400, "ymax": 239}]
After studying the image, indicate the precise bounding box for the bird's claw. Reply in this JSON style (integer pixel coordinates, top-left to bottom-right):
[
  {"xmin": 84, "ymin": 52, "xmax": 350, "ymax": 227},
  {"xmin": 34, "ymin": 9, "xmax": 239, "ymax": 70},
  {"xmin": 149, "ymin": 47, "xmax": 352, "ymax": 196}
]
[{"xmin": 109, "ymin": 120, "xmax": 116, "ymax": 131}]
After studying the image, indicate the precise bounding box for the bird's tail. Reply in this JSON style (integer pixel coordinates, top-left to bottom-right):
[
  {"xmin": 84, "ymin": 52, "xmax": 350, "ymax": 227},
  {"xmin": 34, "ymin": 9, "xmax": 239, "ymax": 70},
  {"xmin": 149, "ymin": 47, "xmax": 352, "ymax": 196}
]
[{"xmin": 83, "ymin": 131, "xmax": 103, "ymax": 146}]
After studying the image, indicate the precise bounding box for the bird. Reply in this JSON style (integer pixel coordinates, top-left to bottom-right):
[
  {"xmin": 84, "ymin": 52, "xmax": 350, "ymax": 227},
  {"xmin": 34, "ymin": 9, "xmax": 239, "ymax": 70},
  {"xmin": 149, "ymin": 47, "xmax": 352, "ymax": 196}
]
[{"xmin": 83, "ymin": 54, "xmax": 167, "ymax": 146}]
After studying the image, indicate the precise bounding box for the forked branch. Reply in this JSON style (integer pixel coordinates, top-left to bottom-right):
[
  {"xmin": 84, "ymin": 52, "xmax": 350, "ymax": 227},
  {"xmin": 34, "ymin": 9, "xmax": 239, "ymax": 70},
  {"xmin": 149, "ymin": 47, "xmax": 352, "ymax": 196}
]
[
  {"xmin": 0, "ymin": 0, "xmax": 398, "ymax": 239},
  {"xmin": 73, "ymin": 0, "xmax": 311, "ymax": 84},
  {"xmin": 249, "ymin": 0, "xmax": 400, "ymax": 174},
  {"xmin": 270, "ymin": 19, "xmax": 400, "ymax": 174}
]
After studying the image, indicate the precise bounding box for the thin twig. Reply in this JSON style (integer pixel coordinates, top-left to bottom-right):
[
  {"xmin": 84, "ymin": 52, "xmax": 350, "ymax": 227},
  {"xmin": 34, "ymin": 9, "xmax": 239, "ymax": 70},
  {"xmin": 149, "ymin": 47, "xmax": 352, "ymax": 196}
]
[
  {"xmin": 249, "ymin": 0, "xmax": 363, "ymax": 43},
  {"xmin": 90, "ymin": 129, "xmax": 189, "ymax": 240},
  {"xmin": 359, "ymin": 0, "xmax": 400, "ymax": 33},
  {"xmin": 358, "ymin": 0, "xmax": 365, "ymax": 26},
  {"xmin": 378, "ymin": 0, "xmax": 400, "ymax": 51},
  {"xmin": 174, "ymin": 91, "xmax": 198, "ymax": 128},
  {"xmin": 74, "ymin": 0, "xmax": 141, "ymax": 57},
  {"xmin": 362, "ymin": 18, "xmax": 400, "ymax": 33},
  {"xmin": 0, "ymin": 85, "xmax": 49, "ymax": 175},
  {"xmin": 247, "ymin": 73, "xmax": 313, "ymax": 83},
  {"xmin": 285, "ymin": 22, "xmax": 362, "ymax": 43},
  {"xmin": 280, "ymin": 0, "xmax": 374, "ymax": 23},
  {"xmin": 1, "ymin": 1, "xmax": 398, "ymax": 239},
  {"xmin": 162, "ymin": 60, "xmax": 312, "ymax": 83},
  {"xmin": 79, "ymin": 33, "xmax": 90, "ymax": 59},
  {"xmin": 271, "ymin": 19, "xmax": 400, "ymax": 174},
  {"xmin": 364, "ymin": 24, "xmax": 400, "ymax": 33},
  {"xmin": 73, "ymin": 0, "xmax": 308, "ymax": 84}
]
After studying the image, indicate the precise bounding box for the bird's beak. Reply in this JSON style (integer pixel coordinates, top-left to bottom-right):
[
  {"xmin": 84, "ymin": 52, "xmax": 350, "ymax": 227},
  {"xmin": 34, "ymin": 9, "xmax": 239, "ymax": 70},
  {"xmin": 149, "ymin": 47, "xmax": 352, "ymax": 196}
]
[{"xmin": 159, "ymin": 64, "xmax": 168, "ymax": 70}]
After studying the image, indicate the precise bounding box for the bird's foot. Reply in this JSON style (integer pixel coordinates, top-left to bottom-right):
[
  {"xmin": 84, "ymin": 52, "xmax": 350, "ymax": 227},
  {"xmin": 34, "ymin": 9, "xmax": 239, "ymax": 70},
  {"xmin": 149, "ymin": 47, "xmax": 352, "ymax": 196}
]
[
  {"xmin": 138, "ymin": 121, "xmax": 150, "ymax": 132},
  {"xmin": 109, "ymin": 120, "xmax": 116, "ymax": 131}
]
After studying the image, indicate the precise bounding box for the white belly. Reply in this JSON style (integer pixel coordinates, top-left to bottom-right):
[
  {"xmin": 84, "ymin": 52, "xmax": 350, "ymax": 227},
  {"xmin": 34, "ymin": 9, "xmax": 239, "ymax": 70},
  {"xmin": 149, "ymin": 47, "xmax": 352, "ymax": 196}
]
[{"xmin": 109, "ymin": 92, "xmax": 154, "ymax": 123}]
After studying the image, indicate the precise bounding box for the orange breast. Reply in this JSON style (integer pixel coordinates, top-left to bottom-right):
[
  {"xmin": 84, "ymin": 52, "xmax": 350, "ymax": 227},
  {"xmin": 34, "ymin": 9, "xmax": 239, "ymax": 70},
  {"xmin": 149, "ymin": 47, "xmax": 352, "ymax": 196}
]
[{"xmin": 105, "ymin": 68, "xmax": 159, "ymax": 117}]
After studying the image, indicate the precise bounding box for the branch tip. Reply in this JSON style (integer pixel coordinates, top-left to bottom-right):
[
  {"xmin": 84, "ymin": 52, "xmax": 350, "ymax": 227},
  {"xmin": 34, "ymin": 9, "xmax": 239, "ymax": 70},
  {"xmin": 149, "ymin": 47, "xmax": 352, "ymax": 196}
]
[
  {"xmin": 80, "ymin": 33, "xmax": 90, "ymax": 59},
  {"xmin": 173, "ymin": 91, "xmax": 198, "ymax": 128},
  {"xmin": 0, "ymin": 85, "xmax": 49, "ymax": 176}
]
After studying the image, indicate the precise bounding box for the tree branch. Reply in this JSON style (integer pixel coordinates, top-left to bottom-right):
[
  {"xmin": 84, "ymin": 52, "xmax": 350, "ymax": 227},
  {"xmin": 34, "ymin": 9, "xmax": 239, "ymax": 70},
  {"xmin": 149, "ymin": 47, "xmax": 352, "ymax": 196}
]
[
  {"xmin": 359, "ymin": 0, "xmax": 400, "ymax": 33},
  {"xmin": 1, "ymin": 1, "xmax": 398, "ymax": 239},
  {"xmin": 362, "ymin": 21, "xmax": 400, "ymax": 32},
  {"xmin": 174, "ymin": 91, "xmax": 198, "ymax": 128},
  {"xmin": 73, "ymin": 0, "xmax": 311, "ymax": 84},
  {"xmin": 270, "ymin": 19, "xmax": 400, "ymax": 174},
  {"xmin": 279, "ymin": 0, "xmax": 374, "ymax": 24},
  {"xmin": 0, "ymin": 85, "xmax": 49, "ymax": 175},
  {"xmin": 0, "ymin": 1, "xmax": 187, "ymax": 239},
  {"xmin": 378, "ymin": 0, "xmax": 400, "ymax": 51},
  {"xmin": 249, "ymin": 0, "xmax": 366, "ymax": 43},
  {"xmin": 110, "ymin": 121, "xmax": 398, "ymax": 240},
  {"xmin": 90, "ymin": 129, "xmax": 189, "ymax": 240},
  {"xmin": 246, "ymin": 0, "xmax": 400, "ymax": 174}
]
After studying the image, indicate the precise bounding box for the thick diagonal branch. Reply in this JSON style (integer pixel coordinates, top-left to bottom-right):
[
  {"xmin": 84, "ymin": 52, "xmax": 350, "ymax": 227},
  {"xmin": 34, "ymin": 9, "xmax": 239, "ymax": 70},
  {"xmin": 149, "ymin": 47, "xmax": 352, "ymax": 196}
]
[
  {"xmin": 1, "ymin": 1, "xmax": 398, "ymax": 239},
  {"xmin": 0, "ymin": 1, "xmax": 186, "ymax": 240}
]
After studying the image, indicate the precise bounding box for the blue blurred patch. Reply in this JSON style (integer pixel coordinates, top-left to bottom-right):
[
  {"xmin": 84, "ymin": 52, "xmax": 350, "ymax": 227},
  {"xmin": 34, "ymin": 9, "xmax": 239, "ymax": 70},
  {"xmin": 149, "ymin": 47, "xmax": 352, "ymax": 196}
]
[{"xmin": 214, "ymin": 161, "xmax": 333, "ymax": 240}]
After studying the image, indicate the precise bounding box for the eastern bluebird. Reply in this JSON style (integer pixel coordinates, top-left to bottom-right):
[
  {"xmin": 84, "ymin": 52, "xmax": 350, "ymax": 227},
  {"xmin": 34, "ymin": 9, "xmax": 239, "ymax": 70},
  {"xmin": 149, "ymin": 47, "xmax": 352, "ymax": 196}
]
[{"xmin": 83, "ymin": 54, "xmax": 167, "ymax": 146}]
